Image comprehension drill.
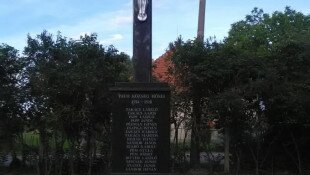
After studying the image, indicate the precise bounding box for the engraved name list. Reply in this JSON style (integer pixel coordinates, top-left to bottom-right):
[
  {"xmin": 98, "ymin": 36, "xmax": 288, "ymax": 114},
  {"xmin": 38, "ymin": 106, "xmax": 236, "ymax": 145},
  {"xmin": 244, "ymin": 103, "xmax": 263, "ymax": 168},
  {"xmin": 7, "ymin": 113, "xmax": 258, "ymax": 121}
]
[{"xmin": 111, "ymin": 83, "xmax": 170, "ymax": 175}]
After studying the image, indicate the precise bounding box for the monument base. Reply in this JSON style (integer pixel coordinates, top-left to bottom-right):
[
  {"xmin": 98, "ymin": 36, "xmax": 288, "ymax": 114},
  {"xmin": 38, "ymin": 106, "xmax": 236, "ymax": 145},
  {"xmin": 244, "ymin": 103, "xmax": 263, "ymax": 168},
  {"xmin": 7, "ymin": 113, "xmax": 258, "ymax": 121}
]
[{"xmin": 110, "ymin": 83, "xmax": 171, "ymax": 175}]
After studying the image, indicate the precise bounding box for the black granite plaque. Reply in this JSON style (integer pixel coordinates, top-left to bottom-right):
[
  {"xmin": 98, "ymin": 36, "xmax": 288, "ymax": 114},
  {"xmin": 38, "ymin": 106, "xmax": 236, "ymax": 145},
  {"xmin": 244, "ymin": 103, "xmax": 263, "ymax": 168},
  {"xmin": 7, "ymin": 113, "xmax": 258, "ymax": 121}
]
[{"xmin": 111, "ymin": 83, "xmax": 170, "ymax": 175}]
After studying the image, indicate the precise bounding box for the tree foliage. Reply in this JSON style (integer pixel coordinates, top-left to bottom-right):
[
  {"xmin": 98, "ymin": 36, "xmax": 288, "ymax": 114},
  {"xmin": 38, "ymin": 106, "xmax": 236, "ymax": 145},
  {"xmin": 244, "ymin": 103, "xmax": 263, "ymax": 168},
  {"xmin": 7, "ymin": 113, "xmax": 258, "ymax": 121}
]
[
  {"xmin": 0, "ymin": 44, "xmax": 23, "ymax": 151},
  {"xmin": 169, "ymin": 7, "xmax": 310, "ymax": 174},
  {"xmin": 21, "ymin": 31, "xmax": 131, "ymax": 174}
]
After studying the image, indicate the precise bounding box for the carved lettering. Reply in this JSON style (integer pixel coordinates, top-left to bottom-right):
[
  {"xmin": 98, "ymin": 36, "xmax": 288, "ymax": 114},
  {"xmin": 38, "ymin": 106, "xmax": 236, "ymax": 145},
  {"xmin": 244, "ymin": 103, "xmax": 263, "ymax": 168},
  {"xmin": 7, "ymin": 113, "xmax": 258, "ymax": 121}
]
[
  {"xmin": 124, "ymin": 93, "xmax": 159, "ymax": 172},
  {"xmin": 113, "ymin": 88, "xmax": 169, "ymax": 173}
]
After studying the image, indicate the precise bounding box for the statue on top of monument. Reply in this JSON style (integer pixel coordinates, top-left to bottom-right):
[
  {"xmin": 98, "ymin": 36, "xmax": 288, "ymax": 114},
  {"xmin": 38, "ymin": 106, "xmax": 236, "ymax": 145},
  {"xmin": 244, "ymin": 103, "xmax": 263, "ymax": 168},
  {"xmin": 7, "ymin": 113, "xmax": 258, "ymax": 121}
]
[{"xmin": 137, "ymin": 0, "xmax": 148, "ymax": 21}]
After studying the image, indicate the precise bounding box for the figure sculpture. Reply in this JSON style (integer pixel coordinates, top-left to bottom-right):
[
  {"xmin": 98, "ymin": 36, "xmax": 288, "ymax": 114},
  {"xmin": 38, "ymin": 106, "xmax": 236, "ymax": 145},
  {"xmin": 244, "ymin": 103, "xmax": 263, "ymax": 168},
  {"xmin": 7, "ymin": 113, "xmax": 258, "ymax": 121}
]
[{"xmin": 137, "ymin": 0, "xmax": 148, "ymax": 21}]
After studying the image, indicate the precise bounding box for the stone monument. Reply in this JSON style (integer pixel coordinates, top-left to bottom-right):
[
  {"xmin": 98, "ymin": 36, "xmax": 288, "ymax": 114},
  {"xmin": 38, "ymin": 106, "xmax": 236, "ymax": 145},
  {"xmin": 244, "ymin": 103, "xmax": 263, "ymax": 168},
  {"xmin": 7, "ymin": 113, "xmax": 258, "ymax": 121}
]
[{"xmin": 111, "ymin": 0, "xmax": 171, "ymax": 174}]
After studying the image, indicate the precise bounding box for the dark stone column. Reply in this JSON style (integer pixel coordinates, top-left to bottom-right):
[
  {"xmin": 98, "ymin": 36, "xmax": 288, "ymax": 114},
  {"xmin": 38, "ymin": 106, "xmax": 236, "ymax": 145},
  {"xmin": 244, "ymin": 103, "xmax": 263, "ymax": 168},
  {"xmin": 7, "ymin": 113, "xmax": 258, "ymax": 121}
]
[{"xmin": 133, "ymin": 0, "xmax": 152, "ymax": 83}]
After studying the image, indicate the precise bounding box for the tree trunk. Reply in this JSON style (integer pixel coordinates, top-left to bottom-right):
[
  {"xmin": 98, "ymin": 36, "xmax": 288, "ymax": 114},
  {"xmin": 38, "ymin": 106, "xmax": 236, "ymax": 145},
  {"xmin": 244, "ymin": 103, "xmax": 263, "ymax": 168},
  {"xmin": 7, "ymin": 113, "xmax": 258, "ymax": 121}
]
[
  {"xmin": 87, "ymin": 132, "xmax": 95, "ymax": 175},
  {"xmin": 53, "ymin": 132, "xmax": 65, "ymax": 175},
  {"xmin": 271, "ymin": 154, "xmax": 274, "ymax": 175},
  {"xmin": 19, "ymin": 134, "xmax": 27, "ymax": 168},
  {"xmin": 224, "ymin": 127, "xmax": 230, "ymax": 174},
  {"xmin": 172, "ymin": 121, "xmax": 179, "ymax": 171},
  {"xmin": 282, "ymin": 141, "xmax": 300, "ymax": 175},
  {"xmin": 260, "ymin": 137, "xmax": 276, "ymax": 170},
  {"xmin": 190, "ymin": 130, "xmax": 199, "ymax": 168},
  {"xmin": 256, "ymin": 141, "xmax": 259, "ymax": 175},
  {"xmin": 190, "ymin": 94, "xmax": 201, "ymax": 169},
  {"xmin": 248, "ymin": 143, "xmax": 259, "ymax": 175},
  {"xmin": 290, "ymin": 132, "xmax": 303, "ymax": 175},
  {"xmin": 183, "ymin": 129, "xmax": 188, "ymax": 147},
  {"xmin": 235, "ymin": 147, "xmax": 240, "ymax": 175},
  {"xmin": 69, "ymin": 140, "xmax": 75, "ymax": 175},
  {"xmin": 38, "ymin": 127, "xmax": 49, "ymax": 175},
  {"xmin": 174, "ymin": 122, "xmax": 179, "ymax": 147}
]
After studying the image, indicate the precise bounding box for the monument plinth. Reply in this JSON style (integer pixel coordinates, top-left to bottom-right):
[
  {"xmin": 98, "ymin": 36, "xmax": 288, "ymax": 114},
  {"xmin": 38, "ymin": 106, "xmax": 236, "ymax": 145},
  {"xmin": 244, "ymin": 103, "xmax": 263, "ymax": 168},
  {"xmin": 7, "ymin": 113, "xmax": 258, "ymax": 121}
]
[{"xmin": 111, "ymin": 83, "xmax": 170, "ymax": 175}]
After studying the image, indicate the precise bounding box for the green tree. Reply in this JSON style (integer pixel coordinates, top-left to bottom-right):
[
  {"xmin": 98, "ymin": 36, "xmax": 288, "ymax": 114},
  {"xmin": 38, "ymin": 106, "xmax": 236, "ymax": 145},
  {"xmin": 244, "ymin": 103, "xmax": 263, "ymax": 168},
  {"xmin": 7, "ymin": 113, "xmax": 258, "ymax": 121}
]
[
  {"xmin": 169, "ymin": 7, "xmax": 310, "ymax": 174},
  {"xmin": 222, "ymin": 7, "xmax": 310, "ymax": 174},
  {"xmin": 23, "ymin": 31, "xmax": 131, "ymax": 175},
  {"xmin": 0, "ymin": 44, "xmax": 24, "ymax": 166},
  {"xmin": 170, "ymin": 37, "xmax": 232, "ymax": 169}
]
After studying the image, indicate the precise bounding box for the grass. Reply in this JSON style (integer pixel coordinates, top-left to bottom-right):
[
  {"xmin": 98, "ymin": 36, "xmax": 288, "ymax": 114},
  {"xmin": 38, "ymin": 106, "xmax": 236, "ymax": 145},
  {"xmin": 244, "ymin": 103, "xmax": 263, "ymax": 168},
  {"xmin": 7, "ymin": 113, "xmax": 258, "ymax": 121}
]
[
  {"xmin": 22, "ymin": 131, "xmax": 70, "ymax": 150},
  {"xmin": 23, "ymin": 132, "xmax": 39, "ymax": 148}
]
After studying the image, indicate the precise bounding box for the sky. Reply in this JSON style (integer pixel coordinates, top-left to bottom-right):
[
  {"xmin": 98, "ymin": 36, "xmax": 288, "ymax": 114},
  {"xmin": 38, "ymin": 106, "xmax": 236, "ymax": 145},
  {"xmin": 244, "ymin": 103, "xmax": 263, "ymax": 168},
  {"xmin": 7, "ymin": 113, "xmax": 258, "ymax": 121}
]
[{"xmin": 0, "ymin": 0, "xmax": 309, "ymax": 59}]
